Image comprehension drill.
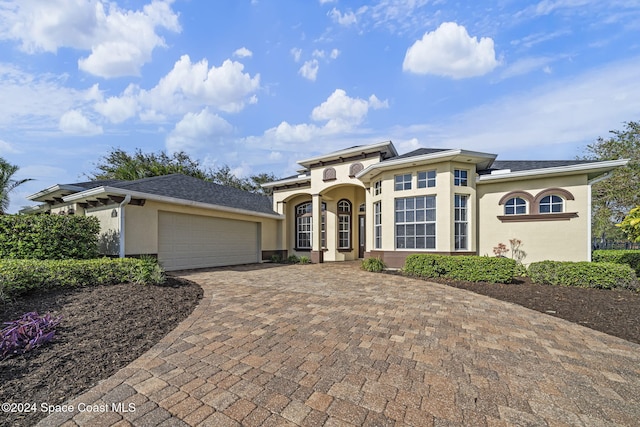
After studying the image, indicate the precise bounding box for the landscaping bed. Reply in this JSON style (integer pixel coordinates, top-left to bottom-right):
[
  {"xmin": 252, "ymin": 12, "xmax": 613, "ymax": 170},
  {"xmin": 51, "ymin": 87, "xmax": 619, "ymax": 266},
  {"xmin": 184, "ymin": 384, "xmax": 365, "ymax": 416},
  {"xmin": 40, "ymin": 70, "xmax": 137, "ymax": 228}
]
[{"xmin": 0, "ymin": 277, "xmax": 202, "ymax": 427}]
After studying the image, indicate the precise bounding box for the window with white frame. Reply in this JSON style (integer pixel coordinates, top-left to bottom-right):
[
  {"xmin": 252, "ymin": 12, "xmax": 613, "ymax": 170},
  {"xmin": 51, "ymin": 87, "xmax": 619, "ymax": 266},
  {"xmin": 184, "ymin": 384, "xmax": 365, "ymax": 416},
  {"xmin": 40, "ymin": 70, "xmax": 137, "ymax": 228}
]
[
  {"xmin": 454, "ymin": 169, "xmax": 468, "ymax": 187},
  {"xmin": 504, "ymin": 197, "xmax": 527, "ymax": 215},
  {"xmin": 417, "ymin": 170, "xmax": 436, "ymax": 188},
  {"xmin": 454, "ymin": 195, "xmax": 468, "ymax": 250},
  {"xmin": 374, "ymin": 201, "xmax": 382, "ymax": 249},
  {"xmin": 373, "ymin": 180, "xmax": 382, "ymax": 196},
  {"xmin": 338, "ymin": 199, "xmax": 351, "ymax": 249},
  {"xmin": 394, "ymin": 173, "xmax": 412, "ymax": 191},
  {"xmin": 395, "ymin": 196, "xmax": 436, "ymax": 249},
  {"xmin": 539, "ymin": 195, "xmax": 563, "ymax": 213},
  {"xmin": 295, "ymin": 202, "xmax": 326, "ymax": 249}
]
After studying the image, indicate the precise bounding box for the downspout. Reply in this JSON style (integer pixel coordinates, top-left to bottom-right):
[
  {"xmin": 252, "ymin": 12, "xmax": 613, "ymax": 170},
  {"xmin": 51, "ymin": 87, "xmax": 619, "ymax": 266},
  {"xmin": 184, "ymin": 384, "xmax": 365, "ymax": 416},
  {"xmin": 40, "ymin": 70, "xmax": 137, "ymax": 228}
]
[
  {"xmin": 587, "ymin": 172, "xmax": 612, "ymax": 262},
  {"xmin": 118, "ymin": 194, "xmax": 132, "ymax": 258}
]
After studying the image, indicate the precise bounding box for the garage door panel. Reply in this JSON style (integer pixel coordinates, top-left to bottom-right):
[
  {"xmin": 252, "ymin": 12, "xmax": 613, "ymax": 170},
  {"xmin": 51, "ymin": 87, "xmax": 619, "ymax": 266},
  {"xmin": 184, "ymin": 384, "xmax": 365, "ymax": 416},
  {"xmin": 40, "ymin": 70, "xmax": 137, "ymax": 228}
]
[{"xmin": 158, "ymin": 212, "xmax": 258, "ymax": 271}]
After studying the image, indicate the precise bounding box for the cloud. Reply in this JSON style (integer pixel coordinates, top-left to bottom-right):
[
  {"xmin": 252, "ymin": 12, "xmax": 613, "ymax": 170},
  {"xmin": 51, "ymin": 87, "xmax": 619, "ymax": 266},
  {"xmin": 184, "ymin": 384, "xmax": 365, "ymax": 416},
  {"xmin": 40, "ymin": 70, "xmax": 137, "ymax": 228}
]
[
  {"xmin": 94, "ymin": 85, "xmax": 138, "ymax": 123},
  {"xmin": 166, "ymin": 108, "xmax": 233, "ymax": 153},
  {"xmin": 330, "ymin": 48, "xmax": 340, "ymax": 59},
  {"xmin": 233, "ymin": 47, "xmax": 253, "ymax": 58},
  {"xmin": 499, "ymin": 56, "xmax": 556, "ymax": 79},
  {"xmin": 311, "ymin": 89, "xmax": 388, "ymax": 131},
  {"xmin": 59, "ymin": 110, "xmax": 103, "ymax": 135},
  {"xmin": 290, "ymin": 48, "xmax": 302, "ymax": 62},
  {"xmin": 403, "ymin": 22, "xmax": 499, "ymax": 79},
  {"xmin": 299, "ymin": 59, "xmax": 319, "ymax": 81},
  {"xmin": 328, "ymin": 8, "xmax": 357, "ymax": 26},
  {"xmin": 0, "ymin": 0, "xmax": 181, "ymax": 78}
]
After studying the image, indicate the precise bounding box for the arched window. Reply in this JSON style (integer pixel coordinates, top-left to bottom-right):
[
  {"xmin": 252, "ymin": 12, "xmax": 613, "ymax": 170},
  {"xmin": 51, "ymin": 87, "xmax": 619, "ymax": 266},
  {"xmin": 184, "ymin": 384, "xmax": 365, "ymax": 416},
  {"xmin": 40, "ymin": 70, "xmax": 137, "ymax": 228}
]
[
  {"xmin": 504, "ymin": 197, "xmax": 527, "ymax": 215},
  {"xmin": 295, "ymin": 201, "xmax": 326, "ymax": 249},
  {"xmin": 337, "ymin": 199, "xmax": 352, "ymax": 249},
  {"xmin": 539, "ymin": 195, "xmax": 564, "ymax": 213}
]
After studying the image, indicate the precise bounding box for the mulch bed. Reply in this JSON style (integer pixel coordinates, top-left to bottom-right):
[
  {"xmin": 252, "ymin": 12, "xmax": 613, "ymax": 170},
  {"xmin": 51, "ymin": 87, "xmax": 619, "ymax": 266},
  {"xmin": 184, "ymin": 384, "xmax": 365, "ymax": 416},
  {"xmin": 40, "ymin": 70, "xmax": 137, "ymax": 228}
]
[
  {"xmin": 395, "ymin": 272, "xmax": 640, "ymax": 345},
  {"xmin": 0, "ymin": 277, "xmax": 203, "ymax": 427}
]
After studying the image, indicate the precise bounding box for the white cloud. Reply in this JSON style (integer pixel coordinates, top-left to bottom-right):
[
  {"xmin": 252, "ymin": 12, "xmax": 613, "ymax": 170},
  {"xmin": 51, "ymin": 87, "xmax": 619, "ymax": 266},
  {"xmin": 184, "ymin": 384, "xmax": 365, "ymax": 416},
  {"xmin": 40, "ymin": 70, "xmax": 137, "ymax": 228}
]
[
  {"xmin": 403, "ymin": 22, "xmax": 499, "ymax": 79},
  {"xmin": 299, "ymin": 59, "xmax": 319, "ymax": 81},
  {"xmin": 290, "ymin": 48, "xmax": 302, "ymax": 62},
  {"xmin": 233, "ymin": 47, "xmax": 253, "ymax": 58},
  {"xmin": 0, "ymin": 0, "xmax": 181, "ymax": 78},
  {"xmin": 499, "ymin": 56, "xmax": 555, "ymax": 79},
  {"xmin": 166, "ymin": 108, "xmax": 233, "ymax": 153},
  {"xmin": 94, "ymin": 85, "xmax": 138, "ymax": 123},
  {"xmin": 330, "ymin": 48, "xmax": 340, "ymax": 59},
  {"xmin": 313, "ymin": 49, "xmax": 325, "ymax": 59},
  {"xmin": 311, "ymin": 89, "xmax": 388, "ymax": 131},
  {"xmin": 59, "ymin": 109, "xmax": 103, "ymax": 135},
  {"xmin": 328, "ymin": 8, "xmax": 357, "ymax": 26}
]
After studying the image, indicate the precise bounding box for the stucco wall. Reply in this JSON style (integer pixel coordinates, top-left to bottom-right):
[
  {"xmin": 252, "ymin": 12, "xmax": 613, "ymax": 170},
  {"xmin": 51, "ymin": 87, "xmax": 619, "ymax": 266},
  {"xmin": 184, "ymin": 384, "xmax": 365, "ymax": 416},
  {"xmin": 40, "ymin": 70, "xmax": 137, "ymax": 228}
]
[
  {"xmin": 87, "ymin": 206, "xmax": 121, "ymax": 256},
  {"xmin": 477, "ymin": 174, "xmax": 589, "ymax": 264}
]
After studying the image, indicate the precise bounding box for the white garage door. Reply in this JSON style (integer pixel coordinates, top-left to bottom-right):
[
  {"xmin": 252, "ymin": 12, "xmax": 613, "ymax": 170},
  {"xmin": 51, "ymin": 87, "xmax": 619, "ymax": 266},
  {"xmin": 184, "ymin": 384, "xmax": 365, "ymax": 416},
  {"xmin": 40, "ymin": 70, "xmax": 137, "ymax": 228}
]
[{"xmin": 158, "ymin": 211, "xmax": 259, "ymax": 271}]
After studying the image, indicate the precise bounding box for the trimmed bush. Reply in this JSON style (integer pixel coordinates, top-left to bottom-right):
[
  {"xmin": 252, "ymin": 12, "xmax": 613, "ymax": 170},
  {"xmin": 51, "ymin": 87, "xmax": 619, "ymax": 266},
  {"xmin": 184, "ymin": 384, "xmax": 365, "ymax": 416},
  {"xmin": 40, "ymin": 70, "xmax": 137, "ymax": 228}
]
[
  {"xmin": 287, "ymin": 255, "xmax": 300, "ymax": 264},
  {"xmin": 404, "ymin": 254, "xmax": 516, "ymax": 283},
  {"xmin": 592, "ymin": 250, "xmax": 640, "ymax": 275},
  {"xmin": 0, "ymin": 257, "xmax": 165, "ymax": 300},
  {"xmin": 529, "ymin": 261, "xmax": 638, "ymax": 289},
  {"xmin": 361, "ymin": 257, "xmax": 385, "ymax": 272},
  {"xmin": 0, "ymin": 215, "xmax": 100, "ymax": 260}
]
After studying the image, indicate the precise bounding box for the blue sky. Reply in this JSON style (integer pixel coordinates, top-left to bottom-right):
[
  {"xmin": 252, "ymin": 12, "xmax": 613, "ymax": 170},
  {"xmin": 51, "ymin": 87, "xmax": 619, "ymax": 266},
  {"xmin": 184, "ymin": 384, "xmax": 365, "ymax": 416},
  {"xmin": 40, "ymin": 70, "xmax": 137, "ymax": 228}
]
[{"xmin": 1, "ymin": 0, "xmax": 639, "ymax": 213}]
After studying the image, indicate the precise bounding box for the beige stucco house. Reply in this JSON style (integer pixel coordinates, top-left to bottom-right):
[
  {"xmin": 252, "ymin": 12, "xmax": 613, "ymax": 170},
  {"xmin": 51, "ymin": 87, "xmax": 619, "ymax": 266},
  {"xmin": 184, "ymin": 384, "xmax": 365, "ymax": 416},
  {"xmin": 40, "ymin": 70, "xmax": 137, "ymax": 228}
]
[
  {"xmin": 22, "ymin": 141, "xmax": 627, "ymax": 270},
  {"xmin": 263, "ymin": 141, "xmax": 627, "ymax": 268}
]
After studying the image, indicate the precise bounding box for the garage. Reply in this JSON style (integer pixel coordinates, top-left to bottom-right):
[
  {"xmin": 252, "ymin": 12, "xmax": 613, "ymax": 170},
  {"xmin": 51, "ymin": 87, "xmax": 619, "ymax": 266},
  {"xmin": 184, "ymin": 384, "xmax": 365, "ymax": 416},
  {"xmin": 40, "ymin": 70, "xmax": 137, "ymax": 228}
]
[{"xmin": 158, "ymin": 211, "xmax": 260, "ymax": 271}]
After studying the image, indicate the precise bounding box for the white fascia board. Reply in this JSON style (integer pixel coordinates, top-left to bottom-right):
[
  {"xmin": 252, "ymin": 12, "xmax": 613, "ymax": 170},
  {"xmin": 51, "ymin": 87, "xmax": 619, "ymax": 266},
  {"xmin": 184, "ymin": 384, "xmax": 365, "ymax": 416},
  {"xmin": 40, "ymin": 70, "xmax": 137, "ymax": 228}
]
[
  {"xmin": 19, "ymin": 204, "xmax": 49, "ymax": 214},
  {"xmin": 261, "ymin": 175, "xmax": 311, "ymax": 189},
  {"xmin": 297, "ymin": 141, "xmax": 396, "ymax": 167},
  {"xmin": 63, "ymin": 186, "xmax": 284, "ymax": 220},
  {"xmin": 476, "ymin": 159, "xmax": 629, "ymax": 183},
  {"xmin": 26, "ymin": 184, "xmax": 85, "ymax": 201}
]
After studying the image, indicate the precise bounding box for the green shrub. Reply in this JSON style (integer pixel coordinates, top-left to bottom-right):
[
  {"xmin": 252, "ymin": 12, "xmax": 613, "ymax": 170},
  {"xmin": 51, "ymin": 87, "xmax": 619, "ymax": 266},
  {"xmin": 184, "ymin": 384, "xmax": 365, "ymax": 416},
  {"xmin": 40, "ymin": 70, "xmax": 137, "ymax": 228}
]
[
  {"xmin": 529, "ymin": 261, "xmax": 638, "ymax": 289},
  {"xmin": 287, "ymin": 255, "xmax": 300, "ymax": 264},
  {"xmin": 0, "ymin": 258, "xmax": 165, "ymax": 300},
  {"xmin": 361, "ymin": 257, "xmax": 385, "ymax": 272},
  {"xmin": 403, "ymin": 254, "xmax": 516, "ymax": 283},
  {"xmin": 299, "ymin": 256, "xmax": 311, "ymax": 264},
  {"xmin": 0, "ymin": 215, "xmax": 100, "ymax": 260},
  {"xmin": 592, "ymin": 250, "xmax": 640, "ymax": 275},
  {"xmin": 270, "ymin": 254, "xmax": 283, "ymax": 263}
]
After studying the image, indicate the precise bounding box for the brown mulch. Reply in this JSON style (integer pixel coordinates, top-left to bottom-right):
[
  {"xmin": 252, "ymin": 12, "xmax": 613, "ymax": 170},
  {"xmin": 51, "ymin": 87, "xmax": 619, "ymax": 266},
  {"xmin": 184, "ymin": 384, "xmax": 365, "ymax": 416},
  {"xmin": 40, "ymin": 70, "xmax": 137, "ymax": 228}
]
[
  {"xmin": 395, "ymin": 272, "xmax": 640, "ymax": 345},
  {"xmin": 0, "ymin": 277, "xmax": 203, "ymax": 427}
]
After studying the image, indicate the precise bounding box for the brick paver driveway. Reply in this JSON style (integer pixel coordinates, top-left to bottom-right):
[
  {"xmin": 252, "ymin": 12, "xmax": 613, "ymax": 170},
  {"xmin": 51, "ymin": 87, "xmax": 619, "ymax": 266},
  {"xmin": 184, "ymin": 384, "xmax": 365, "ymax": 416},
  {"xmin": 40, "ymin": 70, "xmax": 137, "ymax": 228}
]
[{"xmin": 40, "ymin": 262, "xmax": 640, "ymax": 426}]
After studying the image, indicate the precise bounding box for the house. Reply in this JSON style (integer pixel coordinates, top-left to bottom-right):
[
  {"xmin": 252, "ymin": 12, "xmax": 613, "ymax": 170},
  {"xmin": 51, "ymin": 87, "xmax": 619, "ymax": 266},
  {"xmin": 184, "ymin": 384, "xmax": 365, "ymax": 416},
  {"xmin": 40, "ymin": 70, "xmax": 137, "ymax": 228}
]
[
  {"xmin": 22, "ymin": 141, "xmax": 627, "ymax": 271},
  {"xmin": 262, "ymin": 141, "xmax": 628, "ymax": 268}
]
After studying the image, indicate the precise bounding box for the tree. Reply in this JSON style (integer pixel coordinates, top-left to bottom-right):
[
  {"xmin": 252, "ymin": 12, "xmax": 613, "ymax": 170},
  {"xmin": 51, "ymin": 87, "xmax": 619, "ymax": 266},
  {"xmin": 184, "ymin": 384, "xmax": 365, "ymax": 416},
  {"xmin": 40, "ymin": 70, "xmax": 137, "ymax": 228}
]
[
  {"xmin": 89, "ymin": 148, "xmax": 278, "ymax": 196},
  {"xmin": 617, "ymin": 206, "xmax": 640, "ymax": 242},
  {"xmin": 583, "ymin": 121, "xmax": 640, "ymax": 240},
  {"xmin": 0, "ymin": 157, "xmax": 32, "ymax": 214}
]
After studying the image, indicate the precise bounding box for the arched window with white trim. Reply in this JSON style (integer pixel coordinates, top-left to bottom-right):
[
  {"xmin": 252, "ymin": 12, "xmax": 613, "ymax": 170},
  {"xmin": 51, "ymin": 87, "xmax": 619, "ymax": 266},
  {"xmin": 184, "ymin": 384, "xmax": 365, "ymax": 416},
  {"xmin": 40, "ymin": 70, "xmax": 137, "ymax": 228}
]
[
  {"xmin": 337, "ymin": 199, "xmax": 351, "ymax": 249},
  {"xmin": 504, "ymin": 197, "xmax": 527, "ymax": 215}
]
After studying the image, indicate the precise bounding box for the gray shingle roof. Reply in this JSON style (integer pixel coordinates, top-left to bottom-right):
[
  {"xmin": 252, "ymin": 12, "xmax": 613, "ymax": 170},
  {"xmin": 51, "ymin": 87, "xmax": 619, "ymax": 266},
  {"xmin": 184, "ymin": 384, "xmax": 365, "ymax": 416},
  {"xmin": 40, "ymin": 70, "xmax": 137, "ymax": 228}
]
[
  {"xmin": 73, "ymin": 179, "xmax": 124, "ymax": 189},
  {"xmin": 103, "ymin": 174, "xmax": 277, "ymax": 215},
  {"xmin": 385, "ymin": 148, "xmax": 450, "ymax": 161},
  {"xmin": 478, "ymin": 160, "xmax": 594, "ymax": 175}
]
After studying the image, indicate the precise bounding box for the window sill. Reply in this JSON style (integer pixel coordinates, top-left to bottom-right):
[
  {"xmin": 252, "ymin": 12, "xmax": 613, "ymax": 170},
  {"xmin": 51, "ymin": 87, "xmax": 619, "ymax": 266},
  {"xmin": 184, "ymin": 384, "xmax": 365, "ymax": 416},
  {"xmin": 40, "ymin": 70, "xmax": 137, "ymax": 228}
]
[
  {"xmin": 337, "ymin": 248, "xmax": 353, "ymax": 252},
  {"xmin": 497, "ymin": 212, "xmax": 578, "ymax": 222},
  {"xmin": 294, "ymin": 248, "xmax": 312, "ymax": 252}
]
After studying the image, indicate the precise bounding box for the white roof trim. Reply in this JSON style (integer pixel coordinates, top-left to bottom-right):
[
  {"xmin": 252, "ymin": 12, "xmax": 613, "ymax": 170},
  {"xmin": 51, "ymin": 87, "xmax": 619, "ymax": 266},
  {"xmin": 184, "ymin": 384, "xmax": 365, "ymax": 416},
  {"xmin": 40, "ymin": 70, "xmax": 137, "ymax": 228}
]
[
  {"xmin": 476, "ymin": 159, "xmax": 629, "ymax": 183},
  {"xmin": 26, "ymin": 184, "xmax": 86, "ymax": 201},
  {"xmin": 63, "ymin": 186, "xmax": 284, "ymax": 220},
  {"xmin": 261, "ymin": 175, "xmax": 311, "ymax": 189},
  {"xmin": 297, "ymin": 141, "xmax": 397, "ymax": 167}
]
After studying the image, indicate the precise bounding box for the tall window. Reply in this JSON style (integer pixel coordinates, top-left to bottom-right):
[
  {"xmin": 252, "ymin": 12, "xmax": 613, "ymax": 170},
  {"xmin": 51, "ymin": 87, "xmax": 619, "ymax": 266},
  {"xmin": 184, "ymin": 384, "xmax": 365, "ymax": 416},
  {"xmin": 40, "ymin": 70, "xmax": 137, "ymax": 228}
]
[
  {"xmin": 454, "ymin": 195, "xmax": 468, "ymax": 250},
  {"xmin": 539, "ymin": 195, "xmax": 563, "ymax": 213},
  {"xmin": 374, "ymin": 201, "xmax": 382, "ymax": 249},
  {"xmin": 295, "ymin": 202, "xmax": 326, "ymax": 249},
  {"xmin": 296, "ymin": 202, "xmax": 312, "ymax": 249},
  {"xmin": 395, "ymin": 196, "xmax": 436, "ymax": 249},
  {"xmin": 394, "ymin": 173, "xmax": 412, "ymax": 191},
  {"xmin": 504, "ymin": 197, "xmax": 527, "ymax": 215},
  {"xmin": 373, "ymin": 180, "xmax": 382, "ymax": 196},
  {"xmin": 338, "ymin": 199, "xmax": 351, "ymax": 249},
  {"xmin": 454, "ymin": 169, "xmax": 468, "ymax": 186},
  {"xmin": 417, "ymin": 170, "xmax": 436, "ymax": 188}
]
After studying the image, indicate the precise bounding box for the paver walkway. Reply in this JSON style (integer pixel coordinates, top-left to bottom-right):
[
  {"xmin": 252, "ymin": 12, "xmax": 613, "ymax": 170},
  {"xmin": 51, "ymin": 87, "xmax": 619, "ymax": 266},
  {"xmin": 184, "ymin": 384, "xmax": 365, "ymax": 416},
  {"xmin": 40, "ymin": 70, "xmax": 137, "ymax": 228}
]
[{"xmin": 39, "ymin": 262, "xmax": 640, "ymax": 426}]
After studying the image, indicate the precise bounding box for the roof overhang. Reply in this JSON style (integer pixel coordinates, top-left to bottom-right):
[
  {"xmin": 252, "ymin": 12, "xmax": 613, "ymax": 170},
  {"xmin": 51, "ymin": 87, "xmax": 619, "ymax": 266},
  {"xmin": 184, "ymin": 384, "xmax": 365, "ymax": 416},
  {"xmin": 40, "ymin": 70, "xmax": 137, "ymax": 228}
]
[
  {"xmin": 296, "ymin": 141, "xmax": 398, "ymax": 169},
  {"xmin": 26, "ymin": 184, "xmax": 87, "ymax": 202},
  {"xmin": 476, "ymin": 159, "xmax": 629, "ymax": 184},
  {"xmin": 261, "ymin": 174, "xmax": 311, "ymax": 189},
  {"xmin": 356, "ymin": 149, "xmax": 497, "ymax": 183},
  {"xmin": 63, "ymin": 186, "xmax": 284, "ymax": 220}
]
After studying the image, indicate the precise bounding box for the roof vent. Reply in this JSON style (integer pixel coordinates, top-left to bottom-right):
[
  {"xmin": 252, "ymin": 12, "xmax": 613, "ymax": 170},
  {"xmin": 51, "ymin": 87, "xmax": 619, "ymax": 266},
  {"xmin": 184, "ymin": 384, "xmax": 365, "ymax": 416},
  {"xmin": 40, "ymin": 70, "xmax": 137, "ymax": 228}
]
[{"xmin": 491, "ymin": 169, "xmax": 511, "ymax": 175}]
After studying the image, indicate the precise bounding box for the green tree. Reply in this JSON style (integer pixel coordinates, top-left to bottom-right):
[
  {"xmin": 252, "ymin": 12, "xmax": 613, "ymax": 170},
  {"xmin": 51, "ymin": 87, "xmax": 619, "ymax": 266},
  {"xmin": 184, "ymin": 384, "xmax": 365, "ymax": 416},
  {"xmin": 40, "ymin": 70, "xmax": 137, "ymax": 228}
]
[
  {"xmin": 89, "ymin": 148, "xmax": 278, "ymax": 196},
  {"xmin": 0, "ymin": 157, "xmax": 32, "ymax": 214},
  {"xmin": 617, "ymin": 206, "xmax": 640, "ymax": 242},
  {"xmin": 583, "ymin": 121, "xmax": 640, "ymax": 240}
]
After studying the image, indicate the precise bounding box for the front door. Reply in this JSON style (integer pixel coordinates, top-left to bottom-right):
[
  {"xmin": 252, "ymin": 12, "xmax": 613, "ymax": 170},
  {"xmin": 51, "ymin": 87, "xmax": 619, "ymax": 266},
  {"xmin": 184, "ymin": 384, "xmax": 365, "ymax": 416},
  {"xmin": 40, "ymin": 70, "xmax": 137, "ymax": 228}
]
[{"xmin": 358, "ymin": 215, "xmax": 365, "ymax": 258}]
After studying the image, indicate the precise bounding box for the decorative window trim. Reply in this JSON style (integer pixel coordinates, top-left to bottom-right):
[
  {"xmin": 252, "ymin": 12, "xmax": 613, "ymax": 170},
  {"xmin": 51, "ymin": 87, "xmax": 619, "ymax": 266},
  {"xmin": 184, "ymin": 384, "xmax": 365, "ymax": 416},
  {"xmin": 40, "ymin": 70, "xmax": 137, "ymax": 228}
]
[
  {"xmin": 323, "ymin": 167, "xmax": 337, "ymax": 181},
  {"xmin": 498, "ymin": 212, "xmax": 578, "ymax": 222},
  {"xmin": 498, "ymin": 191, "xmax": 534, "ymax": 206},
  {"xmin": 503, "ymin": 197, "xmax": 528, "ymax": 215},
  {"xmin": 533, "ymin": 188, "xmax": 575, "ymax": 205},
  {"xmin": 337, "ymin": 199, "xmax": 352, "ymax": 250},
  {"xmin": 349, "ymin": 162, "xmax": 364, "ymax": 177}
]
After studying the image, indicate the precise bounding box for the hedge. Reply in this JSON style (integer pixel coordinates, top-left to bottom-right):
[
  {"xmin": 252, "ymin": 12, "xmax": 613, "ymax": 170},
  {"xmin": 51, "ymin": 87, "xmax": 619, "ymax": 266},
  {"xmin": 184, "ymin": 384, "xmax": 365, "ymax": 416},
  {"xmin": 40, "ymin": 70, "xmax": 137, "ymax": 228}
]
[
  {"xmin": 528, "ymin": 261, "xmax": 638, "ymax": 289},
  {"xmin": 592, "ymin": 250, "xmax": 640, "ymax": 275},
  {"xmin": 0, "ymin": 215, "xmax": 100, "ymax": 260},
  {"xmin": 404, "ymin": 254, "xmax": 516, "ymax": 283},
  {"xmin": 0, "ymin": 258, "xmax": 165, "ymax": 301}
]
